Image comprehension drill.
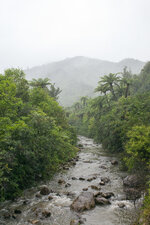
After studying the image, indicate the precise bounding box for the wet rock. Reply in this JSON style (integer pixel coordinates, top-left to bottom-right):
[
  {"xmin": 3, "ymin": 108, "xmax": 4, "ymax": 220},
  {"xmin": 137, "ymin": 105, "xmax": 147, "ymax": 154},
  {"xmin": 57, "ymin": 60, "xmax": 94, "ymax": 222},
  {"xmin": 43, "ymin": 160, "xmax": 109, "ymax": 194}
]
[
  {"xmin": 35, "ymin": 192, "xmax": 41, "ymax": 198},
  {"xmin": 123, "ymin": 175, "xmax": 141, "ymax": 188},
  {"xmin": 94, "ymin": 191, "xmax": 102, "ymax": 197},
  {"xmin": 63, "ymin": 166, "xmax": 69, "ymax": 170},
  {"xmin": 124, "ymin": 188, "xmax": 141, "ymax": 200},
  {"xmin": 99, "ymin": 181, "xmax": 105, "ymax": 185},
  {"xmin": 42, "ymin": 210, "xmax": 51, "ymax": 218},
  {"xmin": 70, "ymin": 219, "xmax": 79, "ymax": 225},
  {"xmin": 48, "ymin": 195, "xmax": 53, "ymax": 200},
  {"xmin": 23, "ymin": 199, "xmax": 29, "ymax": 205},
  {"xmin": 40, "ymin": 185, "xmax": 50, "ymax": 195},
  {"xmin": 91, "ymin": 185, "xmax": 101, "ymax": 190},
  {"xmin": 3, "ymin": 211, "xmax": 11, "ymax": 219},
  {"xmin": 101, "ymin": 192, "xmax": 114, "ymax": 199},
  {"xmin": 58, "ymin": 179, "xmax": 66, "ymax": 184},
  {"xmin": 65, "ymin": 183, "xmax": 71, "ymax": 187},
  {"xmin": 72, "ymin": 177, "xmax": 77, "ymax": 180},
  {"xmin": 79, "ymin": 177, "xmax": 85, "ymax": 181},
  {"xmin": 83, "ymin": 188, "xmax": 88, "ymax": 191},
  {"xmin": 118, "ymin": 202, "xmax": 126, "ymax": 208},
  {"xmin": 70, "ymin": 192, "xmax": 95, "ymax": 212},
  {"xmin": 83, "ymin": 160, "xmax": 93, "ymax": 163},
  {"xmin": 70, "ymin": 218, "xmax": 85, "ymax": 225},
  {"xmin": 111, "ymin": 160, "xmax": 118, "ymax": 165},
  {"xmin": 12, "ymin": 214, "xmax": 17, "ymax": 219},
  {"xmin": 95, "ymin": 197, "xmax": 111, "ymax": 205},
  {"xmin": 101, "ymin": 177, "xmax": 110, "ymax": 183},
  {"xmin": 100, "ymin": 165, "xmax": 107, "ymax": 169},
  {"xmin": 65, "ymin": 191, "xmax": 76, "ymax": 197},
  {"xmin": 14, "ymin": 209, "xmax": 22, "ymax": 214},
  {"xmin": 29, "ymin": 219, "xmax": 41, "ymax": 224},
  {"xmin": 87, "ymin": 176, "xmax": 96, "ymax": 182}
]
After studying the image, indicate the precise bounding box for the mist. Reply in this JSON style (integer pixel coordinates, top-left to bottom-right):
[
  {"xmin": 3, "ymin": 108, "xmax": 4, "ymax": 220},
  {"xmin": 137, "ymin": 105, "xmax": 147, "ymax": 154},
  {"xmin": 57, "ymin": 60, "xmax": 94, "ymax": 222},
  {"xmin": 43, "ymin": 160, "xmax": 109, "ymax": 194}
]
[{"xmin": 0, "ymin": 0, "xmax": 150, "ymax": 72}]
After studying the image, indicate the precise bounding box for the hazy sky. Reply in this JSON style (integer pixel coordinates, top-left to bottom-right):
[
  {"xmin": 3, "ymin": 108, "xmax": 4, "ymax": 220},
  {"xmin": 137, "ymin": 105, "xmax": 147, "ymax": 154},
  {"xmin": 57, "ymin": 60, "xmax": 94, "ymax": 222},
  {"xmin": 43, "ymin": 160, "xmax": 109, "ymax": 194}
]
[{"xmin": 0, "ymin": 0, "xmax": 150, "ymax": 71}]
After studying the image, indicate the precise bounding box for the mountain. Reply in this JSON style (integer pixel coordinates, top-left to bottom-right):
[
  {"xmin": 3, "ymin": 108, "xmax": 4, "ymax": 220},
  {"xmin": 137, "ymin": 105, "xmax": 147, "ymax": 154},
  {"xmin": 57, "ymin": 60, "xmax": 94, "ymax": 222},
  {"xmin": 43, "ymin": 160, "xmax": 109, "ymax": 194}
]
[{"xmin": 25, "ymin": 56, "xmax": 145, "ymax": 106}]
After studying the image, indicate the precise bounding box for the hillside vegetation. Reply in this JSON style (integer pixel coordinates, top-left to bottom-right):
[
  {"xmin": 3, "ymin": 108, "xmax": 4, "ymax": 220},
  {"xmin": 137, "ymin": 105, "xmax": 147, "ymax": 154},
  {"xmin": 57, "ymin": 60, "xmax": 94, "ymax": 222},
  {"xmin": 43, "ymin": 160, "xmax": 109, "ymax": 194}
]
[
  {"xmin": 0, "ymin": 69, "xmax": 77, "ymax": 201},
  {"xmin": 67, "ymin": 62, "xmax": 150, "ymax": 225}
]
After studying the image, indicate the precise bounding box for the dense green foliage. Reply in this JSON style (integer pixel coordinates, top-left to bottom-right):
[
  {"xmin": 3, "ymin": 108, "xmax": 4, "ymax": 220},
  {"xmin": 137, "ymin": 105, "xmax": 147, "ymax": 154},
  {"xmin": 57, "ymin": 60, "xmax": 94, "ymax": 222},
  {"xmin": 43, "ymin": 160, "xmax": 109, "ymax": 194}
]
[
  {"xmin": 67, "ymin": 62, "xmax": 150, "ymax": 224},
  {"xmin": 0, "ymin": 69, "xmax": 77, "ymax": 201},
  {"xmin": 67, "ymin": 62, "xmax": 150, "ymax": 170}
]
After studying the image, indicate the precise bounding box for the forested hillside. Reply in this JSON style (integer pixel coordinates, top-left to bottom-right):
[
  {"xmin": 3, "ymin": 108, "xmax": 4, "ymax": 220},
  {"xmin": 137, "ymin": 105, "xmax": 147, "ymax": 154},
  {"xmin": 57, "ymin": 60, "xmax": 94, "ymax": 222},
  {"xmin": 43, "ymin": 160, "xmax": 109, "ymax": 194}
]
[
  {"xmin": 0, "ymin": 69, "xmax": 77, "ymax": 201},
  {"xmin": 25, "ymin": 56, "xmax": 145, "ymax": 106},
  {"xmin": 67, "ymin": 62, "xmax": 150, "ymax": 225}
]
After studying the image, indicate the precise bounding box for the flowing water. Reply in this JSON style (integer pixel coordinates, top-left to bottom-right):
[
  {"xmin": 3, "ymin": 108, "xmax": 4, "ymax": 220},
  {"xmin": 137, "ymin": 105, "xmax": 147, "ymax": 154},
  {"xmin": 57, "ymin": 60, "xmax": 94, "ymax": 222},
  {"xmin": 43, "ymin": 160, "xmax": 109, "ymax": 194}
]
[{"xmin": 0, "ymin": 136, "xmax": 141, "ymax": 225}]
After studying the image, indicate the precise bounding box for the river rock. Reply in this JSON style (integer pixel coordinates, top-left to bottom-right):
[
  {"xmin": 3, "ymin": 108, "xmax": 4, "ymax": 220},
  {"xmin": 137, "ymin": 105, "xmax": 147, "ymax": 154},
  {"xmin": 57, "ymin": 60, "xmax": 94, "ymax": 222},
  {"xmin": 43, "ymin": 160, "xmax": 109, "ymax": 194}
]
[
  {"xmin": 14, "ymin": 209, "xmax": 22, "ymax": 214},
  {"xmin": 42, "ymin": 210, "xmax": 51, "ymax": 218},
  {"xmin": 101, "ymin": 192, "xmax": 114, "ymax": 199},
  {"xmin": 100, "ymin": 165, "xmax": 107, "ymax": 169},
  {"xmin": 83, "ymin": 160, "xmax": 93, "ymax": 163},
  {"xmin": 29, "ymin": 220, "xmax": 40, "ymax": 224},
  {"xmin": 118, "ymin": 202, "xmax": 126, "ymax": 208},
  {"xmin": 83, "ymin": 188, "xmax": 88, "ymax": 191},
  {"xmin": 87, "ymin": 176, "xmax": 96, "ymax": 182},
  {"xmin": 65, "ymin": 183, "xmax": 71, "ymax": 187},
  {"xmin": 70, "ymin": 218, "xmax": 85, "ymax": 225},
  {"xmin": 40, "ymin": 185, "xmax": 50, "ymax": 195},
  {"xmin": 35, "ymin": 192, "xmax": 41, "ymax": 198},
  {"xmin": 79, "ymin": 177, "xmax": 85, "ymax": 181},
  {"xmin": 91, "ymin": 185, "xmax": 101, "ymax": 190},
  {"xmin": 3, "ymin": 211, "xmax": 11, "ymax": 219},
  {"xmin": 72, "ymin": 177, "xmax": 77, "ymax": 180},
  {"xmin": 124, "ymin": 188, "xmax": 141, "ymax": 200},
  {"xmin": 48, "ymin": 195, "xmax": 53, "ymax": 200},
  {"xmin": 58, "ymin": 179, "xmax": 66, "ymax": 184},
  {"xmin": 101, "ymin": 177, "xmax": 110, "ymax": 183},
  {"xmin": 123, "ymin": 175, "xmax": 141, "ymax": 188},
  {"xmin": 94, "ymin": 191, "xmax": 102, "ymax": 197},
  {"xmin": 63, "ymin": 166, "xmax": 69, "ymax": 170},
  {"xmin": 70, "ymin": 192, "xmax": 95, "ymax": 212},
  {"xmin": 111, "ymin": 160, "xmax": 118, "ymax": 165},
  {"xmin": 99, "ymin": 181, "xmax": 105, "ymax": 185},
  {"xmin": 95, "ymin": 197, "xmax": 111, "ymax": 205}
]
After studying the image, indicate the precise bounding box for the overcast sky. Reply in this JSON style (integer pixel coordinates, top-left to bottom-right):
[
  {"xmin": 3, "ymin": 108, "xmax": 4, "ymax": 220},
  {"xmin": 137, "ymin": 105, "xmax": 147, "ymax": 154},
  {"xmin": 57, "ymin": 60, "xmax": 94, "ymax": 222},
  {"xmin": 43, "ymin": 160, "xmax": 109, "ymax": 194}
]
[{"xmin": 0, "ymin": 0, "xmax": 150, "ymax": 71}]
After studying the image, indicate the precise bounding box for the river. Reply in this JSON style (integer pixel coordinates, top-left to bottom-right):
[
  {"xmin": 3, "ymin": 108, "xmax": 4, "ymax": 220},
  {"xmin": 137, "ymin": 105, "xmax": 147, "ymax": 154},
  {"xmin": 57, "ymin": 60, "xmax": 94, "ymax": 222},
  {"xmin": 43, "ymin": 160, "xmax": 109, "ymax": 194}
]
[{"xmin": 0, "ymin": 136, "xmax": 141, "ymax": 225}]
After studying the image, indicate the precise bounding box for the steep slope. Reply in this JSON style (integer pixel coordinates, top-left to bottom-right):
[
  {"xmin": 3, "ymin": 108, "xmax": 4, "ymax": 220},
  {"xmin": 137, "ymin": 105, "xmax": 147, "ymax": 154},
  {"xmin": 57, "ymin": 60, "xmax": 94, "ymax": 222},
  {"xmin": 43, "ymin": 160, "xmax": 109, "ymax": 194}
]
[{"xmin": 25, "ymin": 56, "xmax": 145, "ymax": 106}]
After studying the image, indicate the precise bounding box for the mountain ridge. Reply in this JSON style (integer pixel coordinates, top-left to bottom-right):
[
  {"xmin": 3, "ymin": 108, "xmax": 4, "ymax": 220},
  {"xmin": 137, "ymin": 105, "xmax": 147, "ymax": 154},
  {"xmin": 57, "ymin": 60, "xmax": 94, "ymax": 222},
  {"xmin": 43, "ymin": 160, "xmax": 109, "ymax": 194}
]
[{"xmin": 25, "ymin": 56, "xmax": 145, "ymax": 106}]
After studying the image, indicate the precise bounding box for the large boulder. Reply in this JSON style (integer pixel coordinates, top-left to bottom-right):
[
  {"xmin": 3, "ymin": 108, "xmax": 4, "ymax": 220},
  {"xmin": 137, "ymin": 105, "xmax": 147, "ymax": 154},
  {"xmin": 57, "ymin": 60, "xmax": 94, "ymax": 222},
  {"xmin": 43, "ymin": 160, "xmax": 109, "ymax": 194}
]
[
  {"xmin": 123, "ymin": 175, "xmax": 141, "ymax": 188},
  {"xmin": 70, "ymin": 192, "xmax": 95, "ymax": 212}
]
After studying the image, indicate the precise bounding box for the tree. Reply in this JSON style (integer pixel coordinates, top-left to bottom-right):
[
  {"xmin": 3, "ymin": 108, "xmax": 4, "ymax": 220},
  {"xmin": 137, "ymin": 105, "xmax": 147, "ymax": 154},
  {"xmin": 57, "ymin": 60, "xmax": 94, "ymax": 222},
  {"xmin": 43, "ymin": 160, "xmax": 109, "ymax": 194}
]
[
  {"xmin": 5, "ymin": 69, "xmax": 29, "ymax": 102},
  {"xmin": 98, "ymin": 73, "xmax": 120, "ymax": 100},
  {"xmin": 48, "ymin": 83, "xmax": 62, "ymax": 100},
  {"xmin": 30, "ymin": 78, "xmax": 51, "ymax": 89},
  {"xmin": 120, "ymin": 67, "xmax": 132, "ymax": 98},
  {"xmin": 80, "ymin": 96, "xmax": 88, "ymax": 107}
]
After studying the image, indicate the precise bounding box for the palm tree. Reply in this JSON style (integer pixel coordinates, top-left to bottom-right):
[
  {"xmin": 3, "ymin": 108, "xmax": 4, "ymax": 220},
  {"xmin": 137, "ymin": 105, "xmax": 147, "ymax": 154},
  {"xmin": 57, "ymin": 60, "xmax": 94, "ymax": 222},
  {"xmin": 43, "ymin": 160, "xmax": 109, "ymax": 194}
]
[
  {"xmin": 80, "ymin": 96, "xmax": 88, "ymax": 107},
  {"xmin": 30, "ymin": 78, "xmax": 51, "ymax": 89},
  {"xmin": 48, "ymin": 83, "xmax": 62, "ymax": 100},
  {"xmin": 121, "ymin": 67, "xmax": 132, "ymax": 98},
  {"xmin": 99, "ymin": 73, "xmax": 120, "ymax": 100},
  {"xmin": 74, "ymin": 102, "xmax": 81, "ymax": 111}
]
